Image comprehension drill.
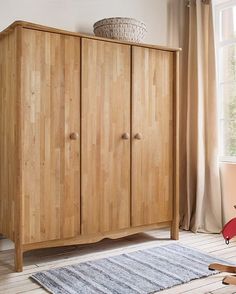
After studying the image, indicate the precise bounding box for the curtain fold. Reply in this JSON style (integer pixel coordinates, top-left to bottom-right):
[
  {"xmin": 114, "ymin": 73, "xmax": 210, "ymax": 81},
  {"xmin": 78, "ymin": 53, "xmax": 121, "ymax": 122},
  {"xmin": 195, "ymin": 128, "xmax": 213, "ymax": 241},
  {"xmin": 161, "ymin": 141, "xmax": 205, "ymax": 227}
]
[{"xmin": 170, "ymin": 0, "xmax": 223, "ymax": 232}]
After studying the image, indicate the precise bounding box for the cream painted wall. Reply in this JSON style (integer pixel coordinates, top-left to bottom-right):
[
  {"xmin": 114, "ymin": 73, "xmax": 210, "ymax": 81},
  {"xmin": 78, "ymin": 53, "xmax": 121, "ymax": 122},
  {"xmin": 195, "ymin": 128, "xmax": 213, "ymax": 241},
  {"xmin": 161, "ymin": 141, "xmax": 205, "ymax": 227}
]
[
  {"xmin": 0, "ymin": 0, "xmax": 179, "ymax": 46},
  {"xmin": 221, "ymin": 163, "xmax": 236, "ymax": 223}
]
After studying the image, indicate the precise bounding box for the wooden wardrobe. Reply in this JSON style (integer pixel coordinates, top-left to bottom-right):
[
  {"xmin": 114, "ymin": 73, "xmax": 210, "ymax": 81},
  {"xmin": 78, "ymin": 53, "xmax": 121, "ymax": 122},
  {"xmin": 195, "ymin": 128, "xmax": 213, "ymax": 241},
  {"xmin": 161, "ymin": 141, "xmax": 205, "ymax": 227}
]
[{"xmin": 0, "ymin": 21, "xmax": 180, "ymax": 272}]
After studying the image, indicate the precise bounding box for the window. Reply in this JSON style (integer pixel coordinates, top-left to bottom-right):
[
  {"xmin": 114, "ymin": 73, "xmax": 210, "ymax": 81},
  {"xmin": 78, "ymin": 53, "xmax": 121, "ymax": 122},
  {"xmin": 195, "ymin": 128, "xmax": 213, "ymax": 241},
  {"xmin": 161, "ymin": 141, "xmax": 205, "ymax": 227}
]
[{"xmin": 215, "ymin": 0, "xmax": 236, "ymax": 162}]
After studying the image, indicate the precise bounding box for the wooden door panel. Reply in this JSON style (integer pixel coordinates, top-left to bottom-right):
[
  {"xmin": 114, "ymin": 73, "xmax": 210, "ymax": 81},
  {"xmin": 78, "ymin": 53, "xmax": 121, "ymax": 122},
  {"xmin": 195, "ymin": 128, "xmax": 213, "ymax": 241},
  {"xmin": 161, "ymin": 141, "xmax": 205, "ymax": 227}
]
[
  {"xmin": 132, "ymin": 46, "xmax": 173, "ymax": 226},
  {"xmin": 22, "ymin": 29, "xmax": 80, "ymax": 244},
  {"xmin": 81, "ymin": 38, "xmax": 131, "ymax": 234}
]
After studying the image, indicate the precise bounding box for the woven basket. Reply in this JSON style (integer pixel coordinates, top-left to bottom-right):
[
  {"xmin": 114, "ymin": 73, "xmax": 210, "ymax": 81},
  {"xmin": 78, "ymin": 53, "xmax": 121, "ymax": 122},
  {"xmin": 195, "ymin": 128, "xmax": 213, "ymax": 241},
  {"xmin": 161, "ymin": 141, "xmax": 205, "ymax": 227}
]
[{"xmin": 93, "ymin": 17, "xmax": 147, "ymax": 43}]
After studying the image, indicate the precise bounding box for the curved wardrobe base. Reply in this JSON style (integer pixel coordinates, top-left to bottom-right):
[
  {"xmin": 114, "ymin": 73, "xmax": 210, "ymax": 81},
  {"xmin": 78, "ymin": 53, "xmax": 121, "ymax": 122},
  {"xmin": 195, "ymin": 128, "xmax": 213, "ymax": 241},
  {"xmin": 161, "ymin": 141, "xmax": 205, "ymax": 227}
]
[{"xmin": 11, "ymin": 221, "xmax": 177, "ymax": 272}]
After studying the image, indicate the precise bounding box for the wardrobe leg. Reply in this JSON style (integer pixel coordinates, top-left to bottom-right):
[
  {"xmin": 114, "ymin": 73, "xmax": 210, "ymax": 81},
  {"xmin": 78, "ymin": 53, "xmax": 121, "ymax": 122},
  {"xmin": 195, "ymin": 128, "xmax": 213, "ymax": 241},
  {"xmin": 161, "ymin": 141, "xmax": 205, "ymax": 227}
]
[
  {"xmin": 15, "ymin": 246, "xmax": 23, "ymax": 272},
  {"xmin": 171, "ymin": 220, "xmax": 179, "ymax": 240}
]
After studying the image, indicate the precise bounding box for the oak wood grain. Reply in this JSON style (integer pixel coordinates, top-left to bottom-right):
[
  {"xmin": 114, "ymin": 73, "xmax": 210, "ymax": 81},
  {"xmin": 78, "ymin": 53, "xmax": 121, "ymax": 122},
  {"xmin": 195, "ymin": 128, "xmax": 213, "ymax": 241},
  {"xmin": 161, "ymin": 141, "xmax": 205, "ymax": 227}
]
[
  {"xmin": 21, "ymin": 29, "xmax": 81, "ymax": 244},
  {"xmin": 131, "ymin": 46, "xmax": 174, "ymax": 227},
  {"xmin": 23, "ymin": 222, "xmax": 171, "ymax": 251},
  {"xmin": 0, "ymin": 26, "xmax": 23, "ymax": 271},
  {"xmin": 81, "ymin": 38, "xmax": 131, "ymax": 234},
  {"xmin": 0, "ymin": 28, "xmax": 19, "ymax": 242},
  {"xmin": 171, "ymin": 51, "xmax": 180, "ymax": 240},
  {"xmin": 0, "ymin": 21, "xmax": 182, "ymax": 53},
  {"xmin": 0, "ymin": 23, "xmax": 179, "ymax": 272}
]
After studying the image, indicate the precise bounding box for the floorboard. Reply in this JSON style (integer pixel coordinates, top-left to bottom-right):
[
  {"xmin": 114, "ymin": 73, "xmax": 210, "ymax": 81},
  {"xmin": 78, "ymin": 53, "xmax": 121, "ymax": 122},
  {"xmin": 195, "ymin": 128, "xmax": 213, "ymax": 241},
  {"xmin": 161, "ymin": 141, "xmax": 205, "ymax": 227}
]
[{"xmin": 0, "ymin": 229, "xmax": 235, "ymax": 294}]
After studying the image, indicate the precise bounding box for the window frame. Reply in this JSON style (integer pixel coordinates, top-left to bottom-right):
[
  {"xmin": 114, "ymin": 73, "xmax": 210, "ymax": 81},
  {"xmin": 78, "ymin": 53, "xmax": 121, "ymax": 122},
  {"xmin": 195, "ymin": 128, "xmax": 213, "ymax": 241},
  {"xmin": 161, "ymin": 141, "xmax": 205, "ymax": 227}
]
[{"xmin": 214, "ymin": 0, "xmax": 236, "ymax": 162}]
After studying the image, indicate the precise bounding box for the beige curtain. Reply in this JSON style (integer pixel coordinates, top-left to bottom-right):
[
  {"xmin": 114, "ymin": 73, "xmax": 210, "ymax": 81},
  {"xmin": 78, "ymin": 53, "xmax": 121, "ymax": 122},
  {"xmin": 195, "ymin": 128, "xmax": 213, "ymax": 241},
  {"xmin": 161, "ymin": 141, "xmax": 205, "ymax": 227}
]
[{"xmin": 168, "ymin": 0, "xmax": 223, "ymax": 232}]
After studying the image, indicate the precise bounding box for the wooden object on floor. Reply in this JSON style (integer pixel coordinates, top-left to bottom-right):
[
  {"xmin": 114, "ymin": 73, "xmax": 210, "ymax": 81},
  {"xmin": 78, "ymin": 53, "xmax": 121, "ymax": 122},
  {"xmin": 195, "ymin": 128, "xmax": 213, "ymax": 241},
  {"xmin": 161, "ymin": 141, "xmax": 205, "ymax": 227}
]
[
  {"xmin": 209, "ymin": 263, "xmax": 236, "ymax": 274},
  {"xmin": 209, "ymin": 262, "xmax": 236, "ymax": 286},
  {"xmin": 223, "ymin": 275, "xmax": 236, "ymax": 285},
  {"xmin": 0, "ymin": 21, "xmax": 181, "ymax": 272}
]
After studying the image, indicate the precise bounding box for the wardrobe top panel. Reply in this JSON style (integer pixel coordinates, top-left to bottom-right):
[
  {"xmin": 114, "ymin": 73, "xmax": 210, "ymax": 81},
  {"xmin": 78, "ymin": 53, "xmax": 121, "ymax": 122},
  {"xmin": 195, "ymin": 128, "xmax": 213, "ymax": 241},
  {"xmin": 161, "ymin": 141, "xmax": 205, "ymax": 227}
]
[{"xmin": 0, "ymin": 20, "xmax": 182, "ymax": 52}]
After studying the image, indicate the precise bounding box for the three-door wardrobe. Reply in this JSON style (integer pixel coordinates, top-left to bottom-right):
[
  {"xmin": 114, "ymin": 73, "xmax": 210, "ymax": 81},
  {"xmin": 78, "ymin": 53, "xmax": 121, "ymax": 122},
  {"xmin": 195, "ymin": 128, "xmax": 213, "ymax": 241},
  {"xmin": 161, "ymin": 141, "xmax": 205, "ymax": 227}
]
[{"xmin": 0, "ymin": 21, "xmax": 180, "ymax": 271}]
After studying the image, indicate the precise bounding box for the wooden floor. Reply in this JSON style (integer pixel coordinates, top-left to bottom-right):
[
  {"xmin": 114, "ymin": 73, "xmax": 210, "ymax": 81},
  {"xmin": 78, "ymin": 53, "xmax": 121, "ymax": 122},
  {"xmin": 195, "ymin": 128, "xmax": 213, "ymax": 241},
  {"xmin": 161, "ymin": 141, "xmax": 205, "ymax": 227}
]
[{"xmin": 0, "ymin": 229, "xmax": 236, "ymax": 294}]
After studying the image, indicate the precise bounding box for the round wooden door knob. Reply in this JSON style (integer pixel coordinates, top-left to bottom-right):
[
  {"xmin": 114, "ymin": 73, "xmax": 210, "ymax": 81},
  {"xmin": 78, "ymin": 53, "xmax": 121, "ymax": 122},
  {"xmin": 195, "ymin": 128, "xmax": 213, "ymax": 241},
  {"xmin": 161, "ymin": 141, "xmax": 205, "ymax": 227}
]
[
  {"xmin": 70, "ymin": 132, "xmax": 79, "ymax": 140},
  {"xmin": 122, "ymin": 133, "xmax": 130, "ymax": 140},
  {"xmin": 134, "ymin": 133, "xmax": 142, "ymax": 140}
]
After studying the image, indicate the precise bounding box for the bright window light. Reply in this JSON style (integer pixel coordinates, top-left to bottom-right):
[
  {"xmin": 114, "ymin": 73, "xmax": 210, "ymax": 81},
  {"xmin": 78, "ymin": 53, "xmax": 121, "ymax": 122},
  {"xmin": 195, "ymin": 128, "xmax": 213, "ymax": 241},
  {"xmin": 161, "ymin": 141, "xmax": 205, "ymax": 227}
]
[{"xmin": 215, "ymin": 0, "xmax": 236, "ymax": 162}]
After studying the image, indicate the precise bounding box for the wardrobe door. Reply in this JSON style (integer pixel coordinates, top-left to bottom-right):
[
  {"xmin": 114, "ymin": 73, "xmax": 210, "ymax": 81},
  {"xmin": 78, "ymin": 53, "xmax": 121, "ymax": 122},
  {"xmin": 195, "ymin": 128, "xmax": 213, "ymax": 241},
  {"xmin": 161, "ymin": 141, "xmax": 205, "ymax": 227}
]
[
  {"xmin": 132, "ymin": 46, "xmax": 174, "ymax": 227},
  {"xmin": 81, "ymin": 38, "xmax": 131, "ymax": 234},
  {"xmin": 21, "ymin": 29, "xmax": 80, "ymax": 244}
]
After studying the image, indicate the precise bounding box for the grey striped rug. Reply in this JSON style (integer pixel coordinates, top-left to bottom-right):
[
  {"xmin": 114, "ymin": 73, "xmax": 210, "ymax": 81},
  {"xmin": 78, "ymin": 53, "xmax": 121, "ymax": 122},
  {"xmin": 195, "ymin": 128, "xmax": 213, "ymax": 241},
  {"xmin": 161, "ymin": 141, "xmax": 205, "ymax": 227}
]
[{"xmin": 31, "ymin": 243, "xmax": 229, "ymax": 294}]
